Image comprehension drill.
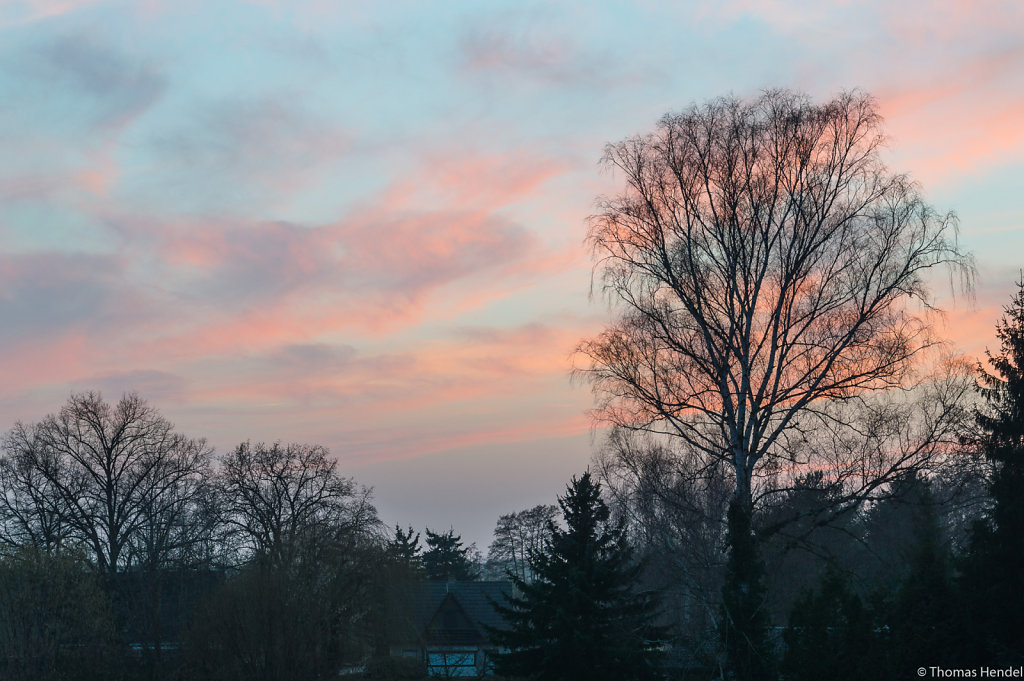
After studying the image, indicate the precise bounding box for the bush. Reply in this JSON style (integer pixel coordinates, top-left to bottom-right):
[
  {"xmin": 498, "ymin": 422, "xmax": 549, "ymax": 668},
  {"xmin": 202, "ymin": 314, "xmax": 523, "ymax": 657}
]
[
  {"xmin": 361, "ymin": 655, "xmax": 427, "ymax": 680},
  {"xmin": 0, "ymin": 547, "xmax": 119, "ymax": 681}
]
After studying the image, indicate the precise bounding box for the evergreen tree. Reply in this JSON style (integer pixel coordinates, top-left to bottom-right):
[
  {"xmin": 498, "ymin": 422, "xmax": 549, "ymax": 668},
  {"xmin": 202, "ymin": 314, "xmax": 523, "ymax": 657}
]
[
  {"xmin": 720, "ymin": 501, "xmax": 774, "ymax": 681},
  {"xmin": 887, "ymin": 474, "xmax": 959, "ymax": 673},
  {"xmin": 488, "ymin": 471, "xmax": 665, "ymax": 681},
  {"xmin": 387, "ymin": 525, "xmax": 422, "ymax": 574},
  {"xmin": 781, "ymin": 565, "xmax": 873, "ymax": 681},
  {"xmin": 421, "ymin": 528, "xmax": 476, "ymax": 581},
  {"xmin": 371, "ymin": 526, "xmax": 424, "ymax": 658},
  {"xmin": 960, "ymin": 278, "xmax": 1024, "ymax": 663}
]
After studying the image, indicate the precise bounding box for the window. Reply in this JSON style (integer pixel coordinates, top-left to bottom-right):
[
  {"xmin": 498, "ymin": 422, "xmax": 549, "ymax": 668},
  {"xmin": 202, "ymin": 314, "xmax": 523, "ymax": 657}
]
[{"xmin": 427, "ymin": 650, "xmax": 477, "ymax": 677}]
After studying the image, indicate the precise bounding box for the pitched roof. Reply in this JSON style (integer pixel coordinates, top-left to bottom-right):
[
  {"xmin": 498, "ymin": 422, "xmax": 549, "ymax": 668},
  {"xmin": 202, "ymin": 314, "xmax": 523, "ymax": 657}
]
[{"xmin": 387, "ymin": 580, "xmax": 512, "ymax": 646}]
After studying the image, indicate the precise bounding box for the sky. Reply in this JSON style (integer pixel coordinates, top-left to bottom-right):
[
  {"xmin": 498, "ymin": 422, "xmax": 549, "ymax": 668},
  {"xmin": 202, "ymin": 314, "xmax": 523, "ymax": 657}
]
[{"xmin": 1, "ymin": 0, "xmax": 1022, "ymax": 549}]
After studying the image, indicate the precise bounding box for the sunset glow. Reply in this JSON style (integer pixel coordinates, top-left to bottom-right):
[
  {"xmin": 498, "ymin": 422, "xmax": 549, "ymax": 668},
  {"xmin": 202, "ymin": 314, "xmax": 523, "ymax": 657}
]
[{"xmin": 1, "ymin": 0, "xmax": 1022, "ymax": 545}]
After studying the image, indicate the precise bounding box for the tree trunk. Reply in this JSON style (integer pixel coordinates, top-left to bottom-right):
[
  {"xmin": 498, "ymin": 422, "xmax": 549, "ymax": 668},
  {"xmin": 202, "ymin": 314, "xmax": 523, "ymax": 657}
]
[{"xmin": 721, "ymin": 494, "xmax": 775, "ymax": 681}]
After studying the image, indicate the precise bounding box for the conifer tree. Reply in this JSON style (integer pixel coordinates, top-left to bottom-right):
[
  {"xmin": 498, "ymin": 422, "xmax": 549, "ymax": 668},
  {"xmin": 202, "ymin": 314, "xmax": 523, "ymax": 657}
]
[
  {"xmin": 782, "ymin": 565, "xmax": 872, "ymax": 681},
  {"xmin": 387, "ymin": 525, "xmax": 422, "ymax": 574},
  {"xmin": 489, "ymin": 472, "xmax": 665, "ymax": 681},
  {"xmin": 421, "ymin": 528, "xmax": 476, "ymax": 581},
  {"xmin": 961, "ymin": 278, "xmax": 1024, "ymax": 663},
  {"xmin": 888, "ymin": 474, "xmax": 958, "ymax": 673}
]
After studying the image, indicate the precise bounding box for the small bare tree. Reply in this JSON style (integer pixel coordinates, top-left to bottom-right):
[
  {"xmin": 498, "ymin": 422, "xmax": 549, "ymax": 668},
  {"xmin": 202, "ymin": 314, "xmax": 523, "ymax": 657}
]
[
  {"xmin": 576, "ymin": 89, "xmax": 972, "ymax": 678},
  {"xmin": 486, "ymin": 504, "xmax": 559, "ymax": 582}
]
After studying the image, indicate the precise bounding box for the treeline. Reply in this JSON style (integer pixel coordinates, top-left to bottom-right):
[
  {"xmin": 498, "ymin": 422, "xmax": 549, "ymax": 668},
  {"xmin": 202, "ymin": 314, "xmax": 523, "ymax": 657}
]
[
  {"xmin": 589, "ymin": 283, "xmax": 1024, "ymax": 679},
  {"xmin": 0, "ymin": 392, "xmax": 602, "ymax": 681},
  {"xmin": 2, "ymin": 283, "xmax": 1023, "ymax": 680},
  {"xmin": 0, "ymin": 399, "xmax": 387, "ymax": 681}
]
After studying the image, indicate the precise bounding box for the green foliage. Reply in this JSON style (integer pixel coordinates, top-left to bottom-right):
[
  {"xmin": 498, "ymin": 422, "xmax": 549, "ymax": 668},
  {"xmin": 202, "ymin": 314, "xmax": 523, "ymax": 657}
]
[
  {"xmin": 720, "ymin": 501, "xmax": 774, "ymax": 681},
  {"xmin": 0, "ymin": 547, "xmax": 118, "ymax": 681},
  {"xmin": 488, "ymin": 471, "xmax": 666, "ymax": 681},
  {"xmin": 960, "ymin": 278, "xmax": 1024, "ymax": 664},
  {"xmin": 422, "ymin": 528, "xmax": 477, "ymax": 582},
  {"xmin": 781, "ymin": 565, "xmax": 873, "ymax": 681}
]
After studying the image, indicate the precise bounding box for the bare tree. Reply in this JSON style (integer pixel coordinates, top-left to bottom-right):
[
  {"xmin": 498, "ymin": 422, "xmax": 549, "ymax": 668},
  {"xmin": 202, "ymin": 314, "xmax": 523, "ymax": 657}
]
[
  {"xmin": 596, "ymin": 428, "xmax": 732, "ymax": 666},
  {"xmin": 122, "ymin": 450, "xmax": 215, "ymax": 572},
  {"xmin": 1, "ymin": 392, "xmax": 212, "ymax": 575},
  {"xmin": 0, "ymin": 429, "xmax": 80, "ymax": 554},
  {"xmin": 201, "ymin": 441, "xmax": 383, "ymax": 680},
  {"xmin": 485, "ymin": 504, "xmax": 559, "ymax": 582},
  {"xmin": 219, "ymin": 441, "xmax": 379, "ymax": 569},
  {"xmin": 576, "ymin": 89, "xmax": 972, "ymax": 678}
]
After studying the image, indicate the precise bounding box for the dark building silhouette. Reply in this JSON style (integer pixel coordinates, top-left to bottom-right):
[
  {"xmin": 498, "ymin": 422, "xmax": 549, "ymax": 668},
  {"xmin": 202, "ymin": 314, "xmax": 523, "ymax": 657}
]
[{"xmin": 385, "ymin": 580, "xmax": 510, "ymax": 677}]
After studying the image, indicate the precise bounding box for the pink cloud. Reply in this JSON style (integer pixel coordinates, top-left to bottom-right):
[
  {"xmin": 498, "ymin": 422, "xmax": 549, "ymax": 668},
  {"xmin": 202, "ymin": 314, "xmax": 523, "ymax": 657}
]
[
  {"xmin": 335, "ymin": 411, "xmax": 594, "ymax": 464},
  {"xmin": 145, "ymin": 316, "xmax": 599, "ymax": 466},
  {"xmin": 147, "ymin": 316, "xmax": 598, "ymax": 444},
  {"xmin": 0, "ymin": 329, "xmax": 92, "ymax": 389},
  {"xmin": 0, "ymin": 119, "xmax": 590, "ymax": 465},
  {"xmin": 873, "ymin": 47, "xmax": 1024, "ymax": 186},
  {"xmin": 878, "ymin": 0, "xmax": 1024, "ymax": 44},
  {"xmin": 0, "ymin": 0, "xmax": 102, "ymax": 26},
  {"xmin": 73, "ymin": 145, "xmax": 574, "ymax": 358}
]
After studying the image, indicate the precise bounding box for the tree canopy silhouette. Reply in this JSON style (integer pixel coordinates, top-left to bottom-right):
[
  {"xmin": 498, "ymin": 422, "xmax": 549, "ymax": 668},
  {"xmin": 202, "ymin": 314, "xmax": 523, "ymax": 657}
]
[
  {"xmin": 576, "ymin": 89, "xmax": 972, "ymax": 678},
  {"xmin": 489, "ymin": 471, "xmax": 665, "ymax": 681},
  {"xmin": 421, "ymin": 528, "xmax": 476, "ymax": 581},
  {"xmin": 960, "ymin": 278, "xmax": 1024, "ymax": 664}
]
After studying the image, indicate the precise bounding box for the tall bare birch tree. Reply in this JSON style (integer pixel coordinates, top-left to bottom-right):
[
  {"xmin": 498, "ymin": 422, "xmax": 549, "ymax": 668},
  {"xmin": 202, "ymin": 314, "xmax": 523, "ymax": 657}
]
[{"xmin": 576, "ymin": 89, "xmax": 972, "ymax": 679}]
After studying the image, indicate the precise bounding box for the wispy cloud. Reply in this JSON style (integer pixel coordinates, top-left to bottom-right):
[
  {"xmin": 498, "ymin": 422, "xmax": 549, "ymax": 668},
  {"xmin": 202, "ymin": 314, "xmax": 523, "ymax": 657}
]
[
  {"xmin": 0, "ymin": 0, "xmax": 1019, "ymax": 530},
  {"xmin": 149, "ymin": 95, "xmax": 351, "ymax": 212},
  {"xmin": 0, "ymin": 0, "xmax": 104, "ymax": 27}
]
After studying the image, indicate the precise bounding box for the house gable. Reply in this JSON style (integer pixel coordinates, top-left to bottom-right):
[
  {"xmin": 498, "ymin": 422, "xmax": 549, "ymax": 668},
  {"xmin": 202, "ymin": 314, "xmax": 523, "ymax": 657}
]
[{"xmin": 424, "ymin": 592, "xmax": 484, "ymax": 646}]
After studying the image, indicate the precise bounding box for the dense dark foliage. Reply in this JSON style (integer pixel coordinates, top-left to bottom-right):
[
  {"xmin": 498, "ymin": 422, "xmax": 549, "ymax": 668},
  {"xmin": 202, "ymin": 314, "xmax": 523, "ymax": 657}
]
[
  {"xmin": 781, "ymin": 565, "xmax": 872, "ymax": 681},
  {"xmin": 0, "ymin": 547, "xmax": 118, "ymax": 681},
  {"xmin": 3, "ymin": 281, "xmax": 1024, "ymax": 680},
  {"xmin": 489, "ymin": 472, "xmax": 665, "ymax": 681},
  {"xmin": 958, "ymin": 279, "xmax": 1024, "ymax": 664},
  {"xmin": 720, "ymin": 501, "xmax": 773, "ymax": 681},
  {"xmin": 387, "ymin": 525, "xmax": 423, "ymax": 573},
  {"xmin": 421, "ymin": 527, "xmax": 477, "ymax": 581}
]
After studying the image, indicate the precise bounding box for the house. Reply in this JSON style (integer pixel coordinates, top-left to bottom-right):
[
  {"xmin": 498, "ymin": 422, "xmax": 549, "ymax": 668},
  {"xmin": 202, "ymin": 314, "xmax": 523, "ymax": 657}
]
[{"xmin": 386, "ymin": 580, "xmax": 511, "ymax": 677}]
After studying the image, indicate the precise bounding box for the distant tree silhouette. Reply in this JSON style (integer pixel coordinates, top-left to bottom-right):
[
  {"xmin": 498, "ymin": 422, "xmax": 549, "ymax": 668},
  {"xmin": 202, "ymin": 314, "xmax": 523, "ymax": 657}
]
[
  {"xmin": 191, "ymin": 441, "xmax": 383, "ymax": 681},
  {"xmin": 886, "ymin": 474, "xmax": 959, "ymax": 674},
  {"xmin": 220, "ymin": 441, "xmax": 377, "ymax": 570},
  {"xmin": 1, "ymin": 392, "xmax": 212, "ymax": 575},
  {"xmin": 387, "ymin": 525, "xmax": 422, "ymax": 573},
  {"xmin": 781, "ymin": 564, "xmax": 873, "ymax": 681},
  {"xmin": 485, "ymin": 504, "xmax": 558, "ymax": 582},
  {"xmin": 421, "ymin": 528, "xmax": 477, "ymax": 581},
  {"xmin": 488, "ymin": 471, "xmax": 665, "ymax": 681},
  {"xmin": 959, "ymin": 279, "xmax": 1024, "ymax": 664},
  {"xmin": 0, "ymin": 392, "xmax": 214, "ymax": 677}
]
